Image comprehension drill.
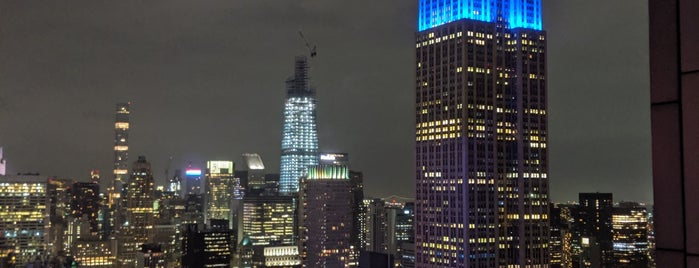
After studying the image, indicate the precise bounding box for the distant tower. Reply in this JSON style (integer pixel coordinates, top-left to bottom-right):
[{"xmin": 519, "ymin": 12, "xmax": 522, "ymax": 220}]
[
  {"xmin": 0, "ymin": 146, "xmax": 5, "ymax": 176},
  {"xmin": 279, "ymin": 56, "xmax": 319, "ymax": 194},
  {"xmin": 112, "ymin": 102, "xmax": 130, "ymax": 200}
]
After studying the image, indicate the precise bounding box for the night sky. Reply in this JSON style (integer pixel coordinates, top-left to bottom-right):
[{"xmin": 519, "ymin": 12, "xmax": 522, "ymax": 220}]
[{"xmin": 0, "ymin": 0, "xmax": 651, "ymax": 203}]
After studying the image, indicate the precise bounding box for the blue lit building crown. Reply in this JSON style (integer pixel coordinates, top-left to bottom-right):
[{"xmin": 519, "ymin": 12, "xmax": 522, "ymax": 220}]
[{"xmin": 418, "ymin": 0, "xmax": 542, "ymax": 31}]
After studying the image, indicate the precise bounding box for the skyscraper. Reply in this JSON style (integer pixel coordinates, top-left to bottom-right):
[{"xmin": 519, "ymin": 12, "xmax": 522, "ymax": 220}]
[
  {"xmin": 0, "ymin": 175, "xmax": 48, "ymax": 267},
  {"xmin": 71, "ymin": 181, "xmax": 101, "ymax": 236},
  {"xmin": 184, "ymin": 167, "xmax": 203, "ymax": 195},
  {"xmin": 119, "ymin": 156, "xmax": 156, "ymax": 267},
  {"xmin": 414, "ymin": 0, "xmax": 549, "ymax": 266},
  {"xmin": 612, "ymin": 202, "xmax": 649, "ymax": 267},
  {"xmin": 112, "ymin": 102, "xmax": 130, "ymax": 198},
  {"xmin": 279, "ymin": 56, "xmax": 319, "ymax": 194},
  {"xmin": 299, "ymin": 165, "xmax": 353, "ymax": 267},
  {"xmin": 205, "ymin": 160, "xmax": 235, "ymax": 226},
  {"xmin": 578, "ymin": 192, "xmax": 613, "ymax": 267}
]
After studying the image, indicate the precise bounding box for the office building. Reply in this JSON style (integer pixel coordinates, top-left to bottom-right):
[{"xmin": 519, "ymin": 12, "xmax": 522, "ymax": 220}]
[
  {"xmin": 135, "ymin": 243, "xmax": 165, "ymax": 268},
  {"xmin": 71, "ymin": 181, "xmax": 101, "ymax": 235},
  {"xmin": 181, "ymin": 223, "xmax": 233, "ymax": 268},
  {"xmin": 299, "ymin": 165, "xmax": 352, "ymax": 267},
  {"xmin": 48, "ymin": 178, "xmax": 72, "ymax": 254},
  {"xmin": 363, "ymin": 198, "xmax": 414, "ymax": 264},
  {"xmin": 612, "ymin": 202, "xmax": 649, "ymax": 267},
  {"xmin": 578, "ymin": 193, "xmax": 613, "ymax": 266},
  {"xmin": 119, "ymin": 156, "xmax": 156, "ymax": 267},
  {"xmin": 414, "ymin": 0, "xmax": 549, "ymax": 266},
  {"xmin": 279, "ymin": 56, "xmax": 320, "ymax": 194},
  {"xmin": 184, "ymin": 194, "xmax": 205, "ymax": 225},
  {"xmin": 349, "ymin": 170, "xmax": 364, "ymax": 266},
  {"xmin": 242, "ymin": 195, "xmax": 296, "ymax": 246},
  {"xmin": 549, "ymin": 203, "xmax": 572, "ymax": 268},
  {"xmin": 0, "ymin": 175, "xmax": 49, "ymax": 267},
  {"xmin": 205, "ymin": 160, "xmax": 236, "ymax": 226},
  {"xmin": 649, "ymin": 1, "xmax": 699, "ymax": 267},
  {"xmin": 243, "ymin": 153, "xmax": 266, "ymax": 191},
  {"xmin": 72, "ymin": 240, "xmax": 116, "ymax": 267},
  {"xmin": 185, "ymin": 167, "xmax": 203, "ymax": 195},
  {"xmin": 320, "ymin": 153, "xmax": 364, "ymax": 265}
]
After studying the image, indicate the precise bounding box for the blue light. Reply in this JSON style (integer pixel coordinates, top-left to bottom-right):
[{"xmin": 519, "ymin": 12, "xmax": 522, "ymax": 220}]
[
  {"xmin": 185, "ymin": 169, "xmax": 202, "ymax": 176},
  {"xmin": 418, "ymin": 0, "xmax": 542, "ymax": 31}
]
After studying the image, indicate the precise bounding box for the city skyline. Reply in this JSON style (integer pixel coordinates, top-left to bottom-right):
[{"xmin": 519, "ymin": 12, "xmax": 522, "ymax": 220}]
[{"xmin": 0, "ymin": 0, "xmax": 651, "ymax": 203}]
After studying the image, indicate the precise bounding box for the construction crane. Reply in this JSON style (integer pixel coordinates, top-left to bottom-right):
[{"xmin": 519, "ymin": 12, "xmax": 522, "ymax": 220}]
[{"xmin": 298, "ymin": 31, "xmax": 317, "ymax": 58}]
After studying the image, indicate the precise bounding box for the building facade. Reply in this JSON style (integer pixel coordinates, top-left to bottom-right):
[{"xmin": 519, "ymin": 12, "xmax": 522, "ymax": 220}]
[
  {"xmin": 0, "ymin": 175, "xmax": 49, "ymax": 267},
  {"xmin": 578, "ymin": 193, "xmax": 613, "ymax": 267},
  {"xmin": 279, "ymin": 56, "xmax": 320, "ymax": 194},
  {"xmin": 181, "ymin": 223, "xmax": 233, "ymax": 268},
  {"xmin": 241, "ymin": 195, "xmax": 296, "ymax": 247},
  {"xmin": 612, "ymin": 202, "xmax": 649, "ymax": 267},
  {"xmin": 649, "ymin": 0, "xmax": 699, "ymax": 267},
  {"xmin": 299, "ymin": 165, "xmax": 353, "ymax": 267},
  {"xmin": 205, "ymin": 160, "xmax": 236, "ymax": 226},
  {"xmin": 414, "ymin": 0, "xmax": 549, "ymax": 266},
  {"xmin": 119, "ymin": 156, "xmax": 156, "ymax": 267},
  {"xmin": 111, "ymin": 102, "xmax": 130, "ymax": 205}
]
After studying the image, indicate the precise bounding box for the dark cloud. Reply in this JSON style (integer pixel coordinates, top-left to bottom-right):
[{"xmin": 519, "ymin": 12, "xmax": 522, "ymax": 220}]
[{"xmin": 0, "ymin": 0, "xmax": 651, "ymax": 202}]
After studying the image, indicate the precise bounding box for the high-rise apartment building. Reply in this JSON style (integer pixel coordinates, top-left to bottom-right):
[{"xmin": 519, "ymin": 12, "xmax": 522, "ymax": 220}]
[
  {"xmin": 414, "ymin": 0, "xmax": 549, "ymax": 266},
  {"xmin": 119, "ymin": 156, "xmax": 156, "ymax": 267},
  {"xmin": 298, "ymin": 165, "xmax": 352, "ymax": 267},
  {"xmin": 112, "ymin": 102, "xmax": 130, "ymax": 200},
  {"xmin": 279, "ymin": 56, "xmax": 319, "ymax": 194},
  {"xmin": 205, "ymin": 160, "xmax": 235, "ymax": 226},
  {"xmin": 0, "ymin": 175, "xmax": 48, "ymax": 267}
]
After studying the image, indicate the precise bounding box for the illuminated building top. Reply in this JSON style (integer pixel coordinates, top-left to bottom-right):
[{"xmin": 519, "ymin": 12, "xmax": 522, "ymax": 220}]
[
  {"xmin": 307, "ymin": 165, "xmax": 349, "ymax": 180},
  {"xmin": 243, "ymin": 153, "xmax": 265, "ymax": 170},
  {"xmin": 418, "ymin": 0, "xmax": 542, "ymax": 31},
  {"xmin": 207, "ymin": 161, "xmax": 233, "ymax": 174}
]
